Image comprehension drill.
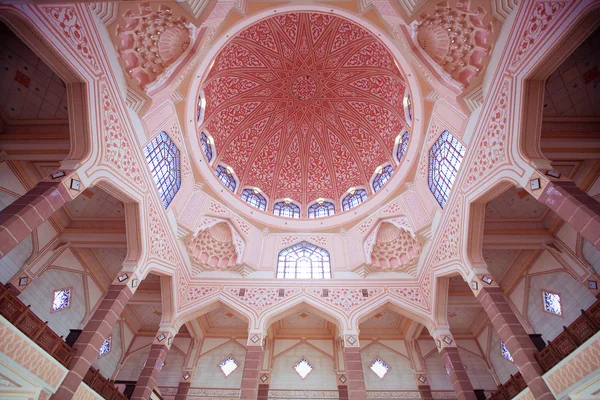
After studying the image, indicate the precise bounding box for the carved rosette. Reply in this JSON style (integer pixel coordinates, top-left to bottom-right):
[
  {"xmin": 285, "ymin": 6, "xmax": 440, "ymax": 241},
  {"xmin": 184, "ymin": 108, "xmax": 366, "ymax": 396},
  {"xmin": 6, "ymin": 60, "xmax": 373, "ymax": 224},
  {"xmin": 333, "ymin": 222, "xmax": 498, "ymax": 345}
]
[
  {"xmin": 415, "ymin": 1, "xmax": 492, "ymax": 85},
  {"xmin": 117, "ymin": 4, "xmax": 195, "ymax": 87},
  {"xmin": 186, "ymin": 223, "xmax": 239, "ymax": 270}
]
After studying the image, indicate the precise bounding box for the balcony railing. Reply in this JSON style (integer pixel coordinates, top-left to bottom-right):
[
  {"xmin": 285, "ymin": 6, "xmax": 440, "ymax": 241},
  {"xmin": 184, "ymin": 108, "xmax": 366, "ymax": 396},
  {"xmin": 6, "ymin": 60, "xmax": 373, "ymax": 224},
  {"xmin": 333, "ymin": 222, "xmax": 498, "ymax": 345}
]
[
  {"xmin": 535, "ymin": 297, "xmax": 600, "ymax": 372},
  {"xmin": 0, "ymin": 284, "xmax": 74, "ymax": 367},
  {"xmin": 488, "ymin": 296, "xmax": 600, "ymax": 399},
  {"xmin": 84, "ymin": 366, "xmax": 127, "ymax": 400}
]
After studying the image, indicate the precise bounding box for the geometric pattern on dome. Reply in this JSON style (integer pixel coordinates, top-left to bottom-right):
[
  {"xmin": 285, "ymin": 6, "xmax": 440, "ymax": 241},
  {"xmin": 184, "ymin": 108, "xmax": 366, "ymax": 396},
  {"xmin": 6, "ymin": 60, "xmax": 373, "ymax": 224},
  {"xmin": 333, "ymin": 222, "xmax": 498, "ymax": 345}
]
[
  {"xmin": 186, "ymin": 223, "xmax": 239, "ymax": 270},
  {"xmin": 342, "ymin": 189, "xmax": 368, "ymax": 211},
  {"xmin": 277, "ymin": 241, "xmax": 331, "ymax": 279},
  {"xmin": 144, "ymin": 131, "xmax": 181, "ymax": 209},
  {"xmin": 200, "ymin": 13, "xmax": 409, "ymax": 209},
  {"xmin": 370, "ymin": 223, "xmax": 421, "ymax": 272},
  {"xmin": 428, "ymin": 131, "xmax": 465, "ymax": 209},
  {"xmin": 416, "ymin": 2, "xmax": 492, "ymax": 86}
]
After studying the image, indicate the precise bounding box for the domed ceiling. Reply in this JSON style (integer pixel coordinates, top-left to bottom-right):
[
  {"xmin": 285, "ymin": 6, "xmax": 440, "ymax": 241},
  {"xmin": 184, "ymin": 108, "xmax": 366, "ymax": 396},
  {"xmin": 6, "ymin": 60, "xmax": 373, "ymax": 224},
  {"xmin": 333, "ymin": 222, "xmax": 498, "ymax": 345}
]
[{"xmin": 200, "ymin": 12, "xmax": 410, "ymax": 206}]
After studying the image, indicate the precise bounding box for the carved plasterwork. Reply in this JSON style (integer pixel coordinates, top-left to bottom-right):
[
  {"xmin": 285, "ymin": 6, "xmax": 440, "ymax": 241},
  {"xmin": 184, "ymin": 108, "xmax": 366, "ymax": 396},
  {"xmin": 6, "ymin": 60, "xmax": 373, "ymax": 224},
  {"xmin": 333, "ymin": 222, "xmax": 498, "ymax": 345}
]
[
  {"xmin": 364, "ymin": 217, "xmax": 422, "ymax": 275},
  {"xmin": 414, "ymin": 1, "xmax": 493, "ymax": 86},
  {"xmin": 116, "ymin": 4, "xmax": 198, "ymax": 87},
  {"xmin": 186, "ymin": 220, "xmax": 244, "ymax": 270}
]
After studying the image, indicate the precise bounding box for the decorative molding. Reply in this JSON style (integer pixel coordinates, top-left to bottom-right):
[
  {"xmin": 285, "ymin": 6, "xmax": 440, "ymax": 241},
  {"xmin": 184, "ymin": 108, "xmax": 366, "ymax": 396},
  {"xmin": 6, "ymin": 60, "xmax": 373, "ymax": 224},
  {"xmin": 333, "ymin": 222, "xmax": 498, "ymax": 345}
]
[
  {"xmin": 125, "ymin": 87, "xmax": 146, "ymax": 114},
  {"xmin": 268, "ymin": 390, "xmax": 339, "ymax": 399},
  {"xmin": 89, "ymin": 2, "xmax": 119, "ymax": 26},
  {"xmin": 491, "ymin": 0, "xmax": 520, "ymax": 21},
  {"xmin": 463, "ymin": 85, "xmax": 484, "ymax": 113}
]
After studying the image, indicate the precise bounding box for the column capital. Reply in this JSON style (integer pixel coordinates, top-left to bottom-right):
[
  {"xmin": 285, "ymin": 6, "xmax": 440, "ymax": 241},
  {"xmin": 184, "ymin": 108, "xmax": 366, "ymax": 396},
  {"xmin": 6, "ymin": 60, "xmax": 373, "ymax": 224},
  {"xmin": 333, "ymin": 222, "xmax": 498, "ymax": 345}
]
[
  {"xmin": 154, "ymin": 326, "xmax": 178, "ymax": 349},
  {"xmin": 342, "ymin": 330, "xmax": 360, "ymax": 348},
  {"xmin": 429, "ymin": 328, "xmax": 456, "ymax": 352},
  {"xmin": 247, "ymin": 330, "xmax": 264, "ymax": 347}
]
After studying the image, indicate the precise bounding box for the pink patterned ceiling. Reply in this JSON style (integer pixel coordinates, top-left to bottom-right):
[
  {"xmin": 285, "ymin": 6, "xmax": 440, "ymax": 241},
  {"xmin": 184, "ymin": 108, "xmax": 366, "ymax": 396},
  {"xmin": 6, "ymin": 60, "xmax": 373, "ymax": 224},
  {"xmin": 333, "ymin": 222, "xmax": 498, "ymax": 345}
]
[{"xmin": 200, "ymin": 12, "xmax": 409, "ymax": 205}]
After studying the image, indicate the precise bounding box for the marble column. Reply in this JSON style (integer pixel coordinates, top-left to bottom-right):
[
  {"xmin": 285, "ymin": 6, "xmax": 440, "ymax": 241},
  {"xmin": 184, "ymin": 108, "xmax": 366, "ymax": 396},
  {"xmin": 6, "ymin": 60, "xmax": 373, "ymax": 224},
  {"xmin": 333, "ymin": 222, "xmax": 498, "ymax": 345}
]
[
  {"xmin": 418, "ymin": 385, "xmax": 434, "ymax": 400},
  {"xmin": 50, "ymin": 282, "xmax": 133, "ymax": 399},
  {"xmin": 477, "ymin": 285, "xmax": 555, "ymax": 400},
  {"xmin": 343, "ymin": 343, "xmax": 366, "ymax": 400},
  {"xmin": 174, "ymin": 381, "xmax": 191, "ymax": 400},
  {"xmin": 439, "ymin": 347, "xmax": 476, "ymax": 400},
  {"xmin": 0, "ymin": 180, "xmax": 72, "ymax": 258},
  {"xmin": 240, "ymin": 335, "xmax": 264, "ymax": 400},
  {"xmin": 131, "ymin": 340, "xmax": 170, "ymax": 400},
  {"xmin": 536, "ymin": 180, "xmax": 600, "ymax": 250}
]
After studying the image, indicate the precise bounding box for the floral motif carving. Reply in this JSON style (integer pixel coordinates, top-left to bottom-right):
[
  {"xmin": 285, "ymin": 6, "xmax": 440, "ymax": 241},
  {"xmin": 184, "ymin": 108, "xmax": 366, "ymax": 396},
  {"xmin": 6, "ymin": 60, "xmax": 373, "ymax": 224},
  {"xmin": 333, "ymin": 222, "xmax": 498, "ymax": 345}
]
[
  {"xmin": 184, "ymin": 286, "xmax": 220, "ymax": 305},
  {"xmin": 148, "ymin": 199, "xmax": 176, "ymax": 262},
  {"xmin": 233, "ymin": 217, "xmax": 251, "ymax": 236},
  {"xmin": 280, "ymin": 236, "xmax": 300, "ymax": 247},
  {"xmin": 416, "ymin": 1, "xmax": 493, "ymax": 85},
  {"xmin": 382, "ymin": 201, "xmax": 402, "ymax": 214},
  {"xmin": 101, "ymin": 86, "xmax": 146, "ymax": 188},
  {"xmin": 431, "ymin": 202, "xmax": 461, "ymax": 265},
  {"xmin": 309, "ymin": 288, "xmax": 384, "ymax": 313},
  {"xmin": 403, "ymin": 192, "xmax": 430, "ymax": 230},
  {"xmin": 465, "ymin": 80, "xmax": 509, "ymax": 187},
  {"xmin": 41, "ymin": 6, "xmax": 99, "ymax": 72},
  {"xmin": 227, "ymin": 288, "xmax": 301, "ymax": 311},
  {"xmin": 180, "ymin": 193, "xmax": 206, "ymax": 228},
  {"xmin": 510, "ymin": 2, "xmax": 566, "ymax": 69},
  {"xmin": 117, "ymin": 4, "xmax": 196, "ymax": 87},
  {"xmin": 359, "ymin": 218, "xmax": 375, "ymax": 236},
  {"xmin": 390, "ymin": 288, "xmax": 428, "ymax": 308},
  {"xmin": 420, "ymin": 269, "xmax": 433, "ymax": 307},
  {"xmin": 208, "ymin": 201, "xmax": 229, "ymax": 215}
]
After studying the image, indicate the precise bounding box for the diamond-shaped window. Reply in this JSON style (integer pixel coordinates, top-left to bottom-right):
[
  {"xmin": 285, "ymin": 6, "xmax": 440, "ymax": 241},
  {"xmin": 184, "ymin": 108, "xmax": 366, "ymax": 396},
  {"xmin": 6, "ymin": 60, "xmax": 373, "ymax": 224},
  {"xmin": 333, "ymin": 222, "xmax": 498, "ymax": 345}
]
[
  {"xmin": 219, "ymin": 356, "xmax": 238, "ymax": 377},
  {"xmin": 294, "ymin": 357, "xmax": 313, "ymax": 379},
  {"xmin": 98, "ymin": 336, "xmax": 111, "ymax": 357},
  {"xmin": 370, "ymin": 358, "xmax": 389, "ymax": 379},
  {"xmin": 542, "ymin": 291, "xmax": 562, "ymax": 315}
]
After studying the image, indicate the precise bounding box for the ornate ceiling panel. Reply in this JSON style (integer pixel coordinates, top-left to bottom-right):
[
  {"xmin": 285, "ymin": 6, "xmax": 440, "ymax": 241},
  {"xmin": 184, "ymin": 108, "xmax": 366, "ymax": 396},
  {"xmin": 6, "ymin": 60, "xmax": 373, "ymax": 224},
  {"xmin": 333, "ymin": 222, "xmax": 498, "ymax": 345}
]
[{"xmin": 200, "ymin": 12, "xmax": 409, "ymax": 205}]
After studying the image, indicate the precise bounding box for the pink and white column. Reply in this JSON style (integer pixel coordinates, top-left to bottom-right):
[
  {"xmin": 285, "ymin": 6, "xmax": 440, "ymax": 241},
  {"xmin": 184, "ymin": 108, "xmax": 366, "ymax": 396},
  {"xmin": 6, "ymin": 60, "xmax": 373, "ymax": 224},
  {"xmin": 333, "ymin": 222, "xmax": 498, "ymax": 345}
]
[{"xmin": 240, "ymin": 331, "xmax": 266, "ymax": 399}]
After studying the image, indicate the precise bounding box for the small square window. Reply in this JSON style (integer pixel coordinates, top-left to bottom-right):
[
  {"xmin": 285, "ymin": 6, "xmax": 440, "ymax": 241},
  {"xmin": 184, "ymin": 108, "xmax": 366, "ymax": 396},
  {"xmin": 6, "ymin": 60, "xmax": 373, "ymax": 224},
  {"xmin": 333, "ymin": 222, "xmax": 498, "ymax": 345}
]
[
  {"xmin": 370, "ymin": 358, "xmax": 389, "ymax": 379},
  {"xmin": 219, "ymin": 356, "xmax": 238, "ymax": 377},
  {"xmin": 542, "ymin": 291, "xmax": 562, "ymax": 315},
  {"xmin": 294, "ymin": 357, "xmax": 313, "ymax": 379},
  {"xmin": 501, "ymin": 341, "xmax": 513, "ymax": 362},
  {"xmin": 98, "ymin": 336, "xmax": 111, "ymax": 357},
  {"xmin": 51, "ymin": 288, "xmax": 71, "ymax": 312}
]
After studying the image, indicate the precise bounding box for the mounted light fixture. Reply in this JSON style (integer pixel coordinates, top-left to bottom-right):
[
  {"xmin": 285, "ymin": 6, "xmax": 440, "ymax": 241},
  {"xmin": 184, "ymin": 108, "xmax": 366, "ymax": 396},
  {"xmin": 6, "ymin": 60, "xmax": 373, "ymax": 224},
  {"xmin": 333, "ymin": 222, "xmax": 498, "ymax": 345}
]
[
  {"xmin": 51, "ymin": 171, "xmax": 65, "ymax": 179},
  {"xmin": 117, "ymin": 273, "xmax": 129, "ymax": 282},
  {"xmin": 546, "ymin": 170, "xmax": 560, "ymax": 178},
  {"xmin": 70, "ymin": 179, "xmax": 81, "ymax": 191},
  {"xmin": 482, "ymin": 275, "xmax": 493, "ymax": 285},
  {"xmin": 529, "ymin": 178, "xmax": 541, "ymax": 191}
]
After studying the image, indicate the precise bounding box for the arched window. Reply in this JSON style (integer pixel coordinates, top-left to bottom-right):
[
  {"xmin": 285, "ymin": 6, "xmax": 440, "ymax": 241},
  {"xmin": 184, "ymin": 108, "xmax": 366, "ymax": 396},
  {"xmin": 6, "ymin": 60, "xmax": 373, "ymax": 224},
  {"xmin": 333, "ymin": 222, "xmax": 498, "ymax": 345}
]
[
  {"xmin": 200, "ymin": 132, "xmax": 213, "ymax": 162},
  {"xmin": 342, "ymin": 189, "xmax": 367, "ymax": 211},
  {"xmin": 216, "ymin": 165, "xmax": 236, "ymax": 192},
  {"xmin": 428, "ymin": 131, "xmax": 466, "ymax": 209},
  {"xmin": 273, "ymin": 201, "xmax": 300, "ymax": 218},
  {"xmin": 308, "ymin": 201, "xmax": 335, "ymax": 218},
  {"xmin": 277, "ymin": 241, "xmax": 331, "ymax": 279},
  {"xmin": 144, "ymin": 131, "xmax": 181, "ymax": 208},
  {"xmin": 372, "ymin": 165, "xmax": 394, "ymax": 193},
  {"xmin": 396, "ymin": 131, "xmax": 410, "ymax": 163},
  {"xmin": 241, "ymin": 188, "xmax": 267, "ymax": 211}
]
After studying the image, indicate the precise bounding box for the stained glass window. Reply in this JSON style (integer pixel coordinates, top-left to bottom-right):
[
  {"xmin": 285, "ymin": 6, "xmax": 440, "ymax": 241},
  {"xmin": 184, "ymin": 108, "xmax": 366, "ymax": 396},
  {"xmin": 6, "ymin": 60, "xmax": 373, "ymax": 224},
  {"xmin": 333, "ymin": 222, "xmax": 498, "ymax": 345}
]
[
  {"xmin": 277, "ymin": 241, "xmax": 331, "ymax": 279},
  {"xmin": 370, "ymin": 358, "xmax": 389, "ymax": 378},
  {"xmin": 200, "ymin": 132, "xmax": 213, "ymax": 162},
  {"xmin": 501, "ymin": 341, "xmax": 513, "ymax": 362},
  {"xmin": 342, "ymin": 189, "xmax": 368, "ymax": 211},
  {"xmin": 294, "ymin": 357, "xmax": 313, "ymax": 379},
  {"xmin": 372, "ymin": 165, "xmax": 394, "ymax": 193},
  {"xmin": 428, "ymin": 131, "xmax": 466, "ymax": 209},
  {"xmin": 543, "ymin": 291, "xmax": 562, "ymax": 315},
  {"xmin": 241, "ymin": 188, "xmax": 267, "ymax": 211},
  {"xmin": 308, "ymin": 201, "xmax": 335, "ymax": 218},
  {"xmin": 144, "ymin": 131, "xmax": 181, "ymax": 209},
  {"xmin": 396, "ymin": 131, "xmax": 410, "ymax": 163},
  {"xmin": 51, "ymin": 288, "xmax": 71, "ymax": 311},
  {"xmin": 216, "ymin": 165, "xmax": 236, "ymax": 192},
  {"xmin": 274, "ymin": 201, "xmax": 300, "ymax": 218},
  {"xmin": 99, "ymin": 336, "xmax": 111, "ymax": 357},
  {"xmin": 219, "ymin": 356, "xmax": 238, "ymax": 377}
]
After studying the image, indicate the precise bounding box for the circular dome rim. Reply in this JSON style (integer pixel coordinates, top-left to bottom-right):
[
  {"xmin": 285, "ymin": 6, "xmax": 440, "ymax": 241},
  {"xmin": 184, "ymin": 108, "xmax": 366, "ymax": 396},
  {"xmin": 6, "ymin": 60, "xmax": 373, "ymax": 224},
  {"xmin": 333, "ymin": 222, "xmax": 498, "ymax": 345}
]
[{"xmin": 185, "ymin": 5, "xmax": 425, "ymax": 231}]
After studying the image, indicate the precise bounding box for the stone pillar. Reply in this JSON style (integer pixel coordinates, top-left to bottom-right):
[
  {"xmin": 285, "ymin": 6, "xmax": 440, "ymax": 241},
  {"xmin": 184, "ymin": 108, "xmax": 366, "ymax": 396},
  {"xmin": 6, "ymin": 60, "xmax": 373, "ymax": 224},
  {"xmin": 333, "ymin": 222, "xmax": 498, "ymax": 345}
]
[
  {"xmin": 50, "ymin": 282, "xmax": 133, "ymax": 399},
  {"xmin": 240, "ymin": 332, "xmax": 265, "ymax": 400},
  {"xmin": 343, "ymin": 334, "xmax": 366, "ymax": 400},
  {"xmin": 439, "ymin": 346, "xmax": 477, "ymax": 400},
  {"xmin": 131, "ymin": 328, "xmax": 174, "ymax": 400},
  {"xmin": 174, "ymin": 381, "xmax": 191, "ymax": 400},
  {"xmin": 338, "ymin": 385, "xmax": 349, "ymax": 400},
  {"xmin": 536, "ymin": 180, "xmax": 600, "ymax": 250},
  {"xmin": 476, "ymin": 285, "xmax": 555, "ymax": 400},
  {"xmin": 0, "ymin": 180, "xmax": 74, "ymax": 258},
  {"xmin": 418, "ymin": 385, "xmax": 434, "ymax": 400},
  {"xmin": 257, "ymin": 383, "xmax": 269, "ymax": 400}
]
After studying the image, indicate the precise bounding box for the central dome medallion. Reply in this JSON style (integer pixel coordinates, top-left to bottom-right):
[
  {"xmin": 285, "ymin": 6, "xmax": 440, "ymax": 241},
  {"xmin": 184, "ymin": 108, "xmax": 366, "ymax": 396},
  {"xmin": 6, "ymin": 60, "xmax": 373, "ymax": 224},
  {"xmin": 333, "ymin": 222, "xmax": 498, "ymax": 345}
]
[{"xmin": 201, "ymin": 12, "xmax": 410, "ymax": 209}]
